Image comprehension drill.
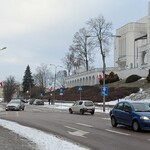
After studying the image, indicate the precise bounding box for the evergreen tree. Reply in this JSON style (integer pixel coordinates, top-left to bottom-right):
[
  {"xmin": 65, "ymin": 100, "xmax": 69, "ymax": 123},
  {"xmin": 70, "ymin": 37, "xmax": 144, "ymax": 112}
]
[{"xmin": 22, "ymin": 65, "xmax": 34, "ymax": 93}]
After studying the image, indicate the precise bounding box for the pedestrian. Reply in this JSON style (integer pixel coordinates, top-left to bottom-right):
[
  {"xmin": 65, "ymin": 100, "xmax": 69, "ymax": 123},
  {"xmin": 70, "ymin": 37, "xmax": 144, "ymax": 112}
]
[{"xmin": 48, "ymin": 97, "xmax": 51, "ymax": 105}]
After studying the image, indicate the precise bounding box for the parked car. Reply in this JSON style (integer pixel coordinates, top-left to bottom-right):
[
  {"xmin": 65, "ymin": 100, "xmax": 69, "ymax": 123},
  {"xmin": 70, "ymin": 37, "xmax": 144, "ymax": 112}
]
[
  {"xmin": 6, "ymin": 99, "xmax": 25, "ymax": 111},
  {"xmin": 21, "ymin": 99, "xmax": 28, "ymax": 103},
  {"xmin": 29, "ymin": 99, "xmax": 35, "ymax": 105},
  {"xmin": 33, "ymin": 99, "xmax": 44, "ymax": 105},
  {"xmin": 69, "ymin": 100, "xmax": 95, "ymax": 115},
  {"xmin": 109, "ymin": 101, "xmax": 150, "ymax": 131}
]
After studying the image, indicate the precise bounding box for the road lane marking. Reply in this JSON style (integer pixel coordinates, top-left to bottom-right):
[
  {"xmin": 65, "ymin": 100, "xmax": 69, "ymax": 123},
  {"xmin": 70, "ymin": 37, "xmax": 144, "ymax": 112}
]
[
  {"xmin": 101, "ymin": 118, "xmax": 110, "ymax": 120},
  {"xmin": 65, "ymin": 126, "xmax": 89, "ymax": 138},
  {"xmin": 105, "ymin": 129, "xmax": 130, "ymax": 136},
  {"xmin": 76, "ymin": 123, "xmax": 93, "ymax": 128}
]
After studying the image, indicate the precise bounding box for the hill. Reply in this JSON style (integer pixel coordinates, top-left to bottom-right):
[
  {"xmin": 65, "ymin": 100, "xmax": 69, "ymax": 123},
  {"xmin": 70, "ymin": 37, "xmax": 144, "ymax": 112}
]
[{"xmin": 48, "ymin": 78, "xmax": 150, "ymax": 102}]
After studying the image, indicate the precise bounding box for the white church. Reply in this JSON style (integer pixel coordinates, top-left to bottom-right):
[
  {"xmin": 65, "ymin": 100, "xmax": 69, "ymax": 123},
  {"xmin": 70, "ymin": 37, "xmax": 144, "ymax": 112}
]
[{"xmin": 65, "ymin": 2, "xmax": 150, "ymax": 88}]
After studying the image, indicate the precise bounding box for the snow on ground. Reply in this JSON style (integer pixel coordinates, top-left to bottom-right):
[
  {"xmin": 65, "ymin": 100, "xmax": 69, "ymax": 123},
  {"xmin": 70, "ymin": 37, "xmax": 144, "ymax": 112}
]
[{"xmin": 0, "ymin": 119, "xmax": 89, "ymax": 150}]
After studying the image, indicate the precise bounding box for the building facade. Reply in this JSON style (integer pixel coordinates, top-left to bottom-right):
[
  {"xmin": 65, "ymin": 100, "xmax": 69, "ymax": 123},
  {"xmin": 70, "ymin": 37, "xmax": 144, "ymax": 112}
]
[
  {"xmin": 65, "ymin": 2, "xmax": 150, "ymax": 88},
  {"xmin": 114, "ymin": 2, "xmax": 150, "ymax": 70}
]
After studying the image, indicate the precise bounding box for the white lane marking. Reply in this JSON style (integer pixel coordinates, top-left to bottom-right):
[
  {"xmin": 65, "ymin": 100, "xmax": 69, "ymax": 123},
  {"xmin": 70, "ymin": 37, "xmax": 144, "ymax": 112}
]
[
  {"xmin": 105, "ymin": 129, "xmax": 130, "ymax": 136},
  {"xmin": 101, "ymin": 118, "xmax": 110, "ymax": 120},
  {"xmin": 76, "ymin": 123, "xmax": 93, "ymax": 128},
  {"xmin": 65, "ymin": 126, "xmax": 89, "ymax": 138}
]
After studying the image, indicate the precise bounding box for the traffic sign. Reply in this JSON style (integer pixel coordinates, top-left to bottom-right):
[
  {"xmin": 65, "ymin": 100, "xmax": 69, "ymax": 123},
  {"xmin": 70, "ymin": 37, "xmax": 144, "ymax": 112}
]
[
  {"xmin": 59, "ymin": 88, "xmax": 64, "ymax": 95},
  {"xmin": 78, "ymin": 86, "xmax": 83, "ymax": 91},
  {"xmin": 101, "ymin": 86, "xmax": 108, "ymax": 96}
]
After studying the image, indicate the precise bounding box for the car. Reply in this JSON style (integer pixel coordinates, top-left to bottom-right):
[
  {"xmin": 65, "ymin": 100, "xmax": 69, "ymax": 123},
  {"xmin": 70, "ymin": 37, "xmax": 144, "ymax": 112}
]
[
  {"xmin": 21, "ymin": 99, "xmax": 28, "ymax": 103},
  {"xmin": 109, "ymin": 101, "xmax": 150, "ymax": 131},
  {"xmin": 6, "ymin": 99, "xmax": 25, "ymax": 111},
  {"xmin": 29, "ymin": 99, "xmax": 35, "ymax": 105},
  {"xmin": 33, "ymin": 99, "xmax": 44, "ymax": 105},
  {"xmin": 69, "ymin": 100, "xmax": 95, "ymax": 115}
]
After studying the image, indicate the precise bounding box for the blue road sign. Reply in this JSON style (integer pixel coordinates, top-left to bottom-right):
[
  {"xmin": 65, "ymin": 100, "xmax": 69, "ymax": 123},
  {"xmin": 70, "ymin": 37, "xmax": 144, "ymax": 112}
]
[
  {"xmin": 59, "ymin": 88, "xmax": 64, "ymax": 95},
  {"xmin": 101, "ymin": 86, "xmax": 108, "ymax": 96},
  {"xmin": 78, "ymin": 86, "xmax": 83, "ymax": 91}
]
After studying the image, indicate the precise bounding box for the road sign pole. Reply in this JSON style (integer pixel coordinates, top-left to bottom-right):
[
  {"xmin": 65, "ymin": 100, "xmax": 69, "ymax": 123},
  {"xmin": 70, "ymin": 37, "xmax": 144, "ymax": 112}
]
[{"xmin": 80, "ymin": 91, "xmax": 81, "ymax": 100}]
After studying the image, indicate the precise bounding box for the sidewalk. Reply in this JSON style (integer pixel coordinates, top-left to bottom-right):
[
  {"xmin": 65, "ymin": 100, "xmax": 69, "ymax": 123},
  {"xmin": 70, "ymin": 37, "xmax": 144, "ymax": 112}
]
[
  {"xmin": 0, "ymin": 103, "xmax": 38, "ymax": 150},
  {"xmin": 0, "ymin": 126, "xmax": 38, "ymax": 150}
]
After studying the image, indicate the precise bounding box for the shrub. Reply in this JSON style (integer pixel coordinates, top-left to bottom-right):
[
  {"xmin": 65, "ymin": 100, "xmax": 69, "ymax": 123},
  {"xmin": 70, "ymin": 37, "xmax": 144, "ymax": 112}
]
[
  {"xmin": 100, "ymin": 71, "xmax": 119, "ymax": 85},
  {"xmin": 146, "ymin": 69, "xmax": 150, "ymax": 82},
  {"xmin": 125, "ymin": 74, "xmax": 141, "ymax": 83}
]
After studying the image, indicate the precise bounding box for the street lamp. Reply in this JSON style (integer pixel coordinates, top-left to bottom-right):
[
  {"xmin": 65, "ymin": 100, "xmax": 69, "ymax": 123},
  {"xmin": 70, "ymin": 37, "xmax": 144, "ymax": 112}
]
[
  {"xmin": 85, "ymin": 35, "xmax": 92, "ymax": 71},
  {"xmin": 50, "ymin": 64, "xmax": 63, "ymax": 101},
  {"xmin": 85, "ymin": 35, "xmax": 106, "ymax": 111},
  {"xmin": 0, "ymin": 47, "xmax": 7, "ymax": 51}
]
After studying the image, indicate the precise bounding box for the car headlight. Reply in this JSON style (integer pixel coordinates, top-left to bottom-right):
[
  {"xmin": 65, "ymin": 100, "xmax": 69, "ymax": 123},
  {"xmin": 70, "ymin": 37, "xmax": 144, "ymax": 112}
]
[{"xmin": 140, "ymin": 116, "xmax": 150, "ymax": 120}]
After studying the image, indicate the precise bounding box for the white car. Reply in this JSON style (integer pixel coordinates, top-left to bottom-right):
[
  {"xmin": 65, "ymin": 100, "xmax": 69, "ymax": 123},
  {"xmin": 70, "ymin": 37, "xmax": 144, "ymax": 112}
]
[
  {"xmin": 69, "ymin": 100, "xmax": 95, "ymax": 115},
  {"xmin": 6, "ymin": 99, "xmax": 25, "ymax": 111}
]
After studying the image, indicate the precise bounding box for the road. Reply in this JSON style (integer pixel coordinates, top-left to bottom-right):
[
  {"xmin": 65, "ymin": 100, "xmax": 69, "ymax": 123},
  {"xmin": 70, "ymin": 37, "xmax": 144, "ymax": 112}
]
[{"xmin": 0, "ymin": 104, "xmax": 150, "ymax": 150}]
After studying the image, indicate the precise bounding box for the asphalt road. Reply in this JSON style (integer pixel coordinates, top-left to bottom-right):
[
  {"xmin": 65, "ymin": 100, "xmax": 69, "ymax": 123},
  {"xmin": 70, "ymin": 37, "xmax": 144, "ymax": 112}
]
[{"xmin": 0, "ymin": 104, "xmax": 150, "ymax": 150}]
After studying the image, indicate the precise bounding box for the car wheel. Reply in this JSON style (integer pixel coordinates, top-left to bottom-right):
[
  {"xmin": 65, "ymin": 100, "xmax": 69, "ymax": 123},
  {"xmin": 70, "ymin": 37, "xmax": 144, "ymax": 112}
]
[
  {"xmin": 91, "ymin": 111, "xmax": 95, "ymax": 115},
  {"xmin": 132, "ymin": 120, "xmax": 140, "ymax": 131},
  {"xmin": 69, "ymin": 108, "xmax": 73, "ymax": 114},
  {"xmin": 111, "ymin": 116, "xmax": 117, "ymax": 127},
  {"xmin": 80, "ymin": 109, "xmax": 84, "ymax": 115}
]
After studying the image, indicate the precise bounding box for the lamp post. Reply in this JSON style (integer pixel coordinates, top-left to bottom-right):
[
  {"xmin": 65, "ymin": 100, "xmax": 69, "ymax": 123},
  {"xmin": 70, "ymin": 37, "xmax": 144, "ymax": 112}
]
[
  {"xmin": 50, "ymin": 64, "xmax": 62, "ymax": 101},
  {"xmin": 0, "ymin": 47, "xmax": 7, "ymax": 51},
  {"xmin": 85, "ymin": 35, "xmax": 91, "ymax": 71}
]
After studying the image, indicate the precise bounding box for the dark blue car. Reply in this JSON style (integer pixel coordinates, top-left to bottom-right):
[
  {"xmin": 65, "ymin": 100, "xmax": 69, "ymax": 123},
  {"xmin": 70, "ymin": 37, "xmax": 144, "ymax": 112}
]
[{"xmin": 109, "ymin": 101, "xmax": 150, "ymax": 131}]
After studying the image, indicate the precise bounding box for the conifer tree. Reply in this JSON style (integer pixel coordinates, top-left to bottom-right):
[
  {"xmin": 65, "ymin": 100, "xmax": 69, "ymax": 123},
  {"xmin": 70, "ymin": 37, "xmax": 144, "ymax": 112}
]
[{"xmin": 22, "ymin": 65, "xmax": 34, "ymax": 93}]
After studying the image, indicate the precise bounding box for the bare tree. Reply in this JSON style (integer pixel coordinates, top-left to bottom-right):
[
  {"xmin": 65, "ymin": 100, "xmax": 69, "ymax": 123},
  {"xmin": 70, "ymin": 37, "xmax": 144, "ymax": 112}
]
[
  {"xmin": 70, "ymin": 28, "xmax": 95, "ymax": 71},
  {"xmin": 87, "ymin": 15, "xmax": 113, "ymax": 64},
  {"xmin": 33, "ymin": 64, "xmax": 53, "ymax": 93},
  {"xmin": 3, "ymin": 76, "xmax": 17, "ymax": 102},
  {"xmin": 62, "ymin": 50, "xmax": 82, "ymax": 75},
  {"xmin": 62, "ymin": 52, "xmax": 73, "ymax": 76},
  {"xmin": 87, "ymin": 15, "xmax": 113, "ymax": 112},
  {"xmin": 56, "ymin": 70, "xmax": 67, "ymax": 88}
]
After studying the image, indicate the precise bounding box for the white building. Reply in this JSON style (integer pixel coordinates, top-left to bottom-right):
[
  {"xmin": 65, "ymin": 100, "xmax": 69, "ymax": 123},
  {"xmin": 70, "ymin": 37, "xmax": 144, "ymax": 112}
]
[
  {"xmin": 114, "ymin": 10, "xmax": 149, "ymax": 70},
  {"xmin": 65, "ymin": 2, "xmax": 150, "ymax": 88}
]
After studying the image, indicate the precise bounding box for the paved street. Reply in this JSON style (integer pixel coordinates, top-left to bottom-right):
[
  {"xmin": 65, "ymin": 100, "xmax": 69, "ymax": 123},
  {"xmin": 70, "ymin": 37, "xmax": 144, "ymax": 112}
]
[
  {"xmin": 0, "ymin": 103, "xmax": 150, "ymax": 150},
  {"xmin": 0, "ymin": 103, "xmax": 38, "ymax": 150}
]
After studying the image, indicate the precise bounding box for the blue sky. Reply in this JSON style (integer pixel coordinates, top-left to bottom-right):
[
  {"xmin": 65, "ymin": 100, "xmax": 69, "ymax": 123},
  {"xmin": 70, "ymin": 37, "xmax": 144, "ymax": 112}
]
[{"xmin": 0, "ymin": 0, "xmax": 149, "ymax": 82}]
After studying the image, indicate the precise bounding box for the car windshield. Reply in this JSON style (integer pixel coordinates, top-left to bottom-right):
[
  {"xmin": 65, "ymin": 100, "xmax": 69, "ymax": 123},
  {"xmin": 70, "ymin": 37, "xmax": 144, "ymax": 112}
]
[
  {"xmin": 84, "ymin": 101, "xmax": 94, "ymax": 106},
  {"xmin": 132, "ymin": 103, "xmax": 150, "ymax": 112},
  {"xmin": 9, "ymin": 100, "xmax": 20, "ymax": 104}
]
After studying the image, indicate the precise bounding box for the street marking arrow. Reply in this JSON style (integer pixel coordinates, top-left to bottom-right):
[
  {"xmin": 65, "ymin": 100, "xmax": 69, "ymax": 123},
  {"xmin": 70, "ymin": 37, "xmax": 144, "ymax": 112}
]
[{"xmin": 65, "ymin": 126, "xmax": 89, "ymax": 138}]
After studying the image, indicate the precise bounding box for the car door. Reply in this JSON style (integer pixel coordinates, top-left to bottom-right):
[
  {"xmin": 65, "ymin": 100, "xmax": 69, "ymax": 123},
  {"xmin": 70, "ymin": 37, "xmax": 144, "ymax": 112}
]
[
  {"xmin": 113, "ymin": 102, "xmax": 124, "ymax": 123},
  {"xmin": 72, "ymin": 101, "xmax": 80, "ymax": 112},
  {"xmin": 121, "ymin": 102, "xmax": 132, "ymax": 126}
]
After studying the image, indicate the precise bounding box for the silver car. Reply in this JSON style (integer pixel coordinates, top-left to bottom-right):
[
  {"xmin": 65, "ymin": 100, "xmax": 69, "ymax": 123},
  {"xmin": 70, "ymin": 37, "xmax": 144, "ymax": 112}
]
[
  {"xmin": 69, "ymin": 100, "xmax": 95, "ymax": 115},
  {"xmin": 6, "ymin": 99, "xmax": 25, "ymax": 111}
]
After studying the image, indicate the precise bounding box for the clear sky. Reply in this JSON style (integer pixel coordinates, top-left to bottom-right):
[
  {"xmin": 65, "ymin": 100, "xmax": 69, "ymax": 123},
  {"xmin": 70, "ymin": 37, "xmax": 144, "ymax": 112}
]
[{"xmin": 0, "ymin": 0, "xmax": 149, "ymax": 82}]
